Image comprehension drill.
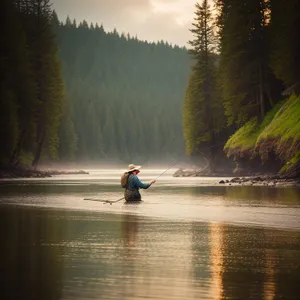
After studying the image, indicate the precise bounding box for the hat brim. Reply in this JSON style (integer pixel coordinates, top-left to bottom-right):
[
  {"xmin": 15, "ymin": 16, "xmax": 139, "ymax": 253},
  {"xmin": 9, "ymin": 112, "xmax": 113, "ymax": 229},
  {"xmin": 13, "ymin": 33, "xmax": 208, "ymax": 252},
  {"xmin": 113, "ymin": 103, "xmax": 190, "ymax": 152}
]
[{"xmin": 127, "ymin": 165, "xmax": 141, "ymax": 172}]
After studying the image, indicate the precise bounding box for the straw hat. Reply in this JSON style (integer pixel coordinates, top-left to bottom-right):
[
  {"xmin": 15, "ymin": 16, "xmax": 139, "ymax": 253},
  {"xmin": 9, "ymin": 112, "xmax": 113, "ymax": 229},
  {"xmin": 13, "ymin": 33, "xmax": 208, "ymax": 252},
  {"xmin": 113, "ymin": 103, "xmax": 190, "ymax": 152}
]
[{"xmin": 127, "ymin": 164, "xmax": 141, "ymax": 172}]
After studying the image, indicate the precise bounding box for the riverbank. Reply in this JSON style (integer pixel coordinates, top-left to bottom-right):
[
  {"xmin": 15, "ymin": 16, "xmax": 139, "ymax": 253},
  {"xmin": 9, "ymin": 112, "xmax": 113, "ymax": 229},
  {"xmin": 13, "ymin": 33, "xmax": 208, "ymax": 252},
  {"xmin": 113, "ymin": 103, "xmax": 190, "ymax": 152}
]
[
  {"xmin": 0, "ymin": 167, "xmax": 89, "ymax": 179},
  {"xmin": 224, "ymin": 95, "xmax": 300, "ymax": 178},
  {"xmin": 173, "ymin": 168, "xmax": 300, "ymax": 187},
  {"xmin": 218, "ymin": 176, "xmax": 300, "ymax": 187}
]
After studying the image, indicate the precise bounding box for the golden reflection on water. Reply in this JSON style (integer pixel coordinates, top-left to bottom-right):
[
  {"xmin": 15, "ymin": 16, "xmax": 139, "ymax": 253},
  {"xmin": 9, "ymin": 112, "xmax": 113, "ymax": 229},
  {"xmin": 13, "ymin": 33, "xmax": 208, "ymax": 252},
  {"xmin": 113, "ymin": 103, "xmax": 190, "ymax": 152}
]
[
  {"xmin": 264, "ymin": 249, "xmax": 276, "ymax": 300},
  {"xmin": 1, "ymin": 202, "xmax": 300, "ymax": 300},
  {"xmin": 118, "ymin": 215, "xmax": 300, "ymax": 300},
  {"xmin": 209, "ymin": 223, "xmax": 224, "ymax": 300}
]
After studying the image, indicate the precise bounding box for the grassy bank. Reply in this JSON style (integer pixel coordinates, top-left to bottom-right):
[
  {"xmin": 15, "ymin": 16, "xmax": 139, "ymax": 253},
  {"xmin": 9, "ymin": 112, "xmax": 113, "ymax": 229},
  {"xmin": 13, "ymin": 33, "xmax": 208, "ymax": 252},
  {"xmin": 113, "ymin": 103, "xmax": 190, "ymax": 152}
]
[{"xmin": 224, "ymin": 94, "xmax": 300, "ymax": 175}]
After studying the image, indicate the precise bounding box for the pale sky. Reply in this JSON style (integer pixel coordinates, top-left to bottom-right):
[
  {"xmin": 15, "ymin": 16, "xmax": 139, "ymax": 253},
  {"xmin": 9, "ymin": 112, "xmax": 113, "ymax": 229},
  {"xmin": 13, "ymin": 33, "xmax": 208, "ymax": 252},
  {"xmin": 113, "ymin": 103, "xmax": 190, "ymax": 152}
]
[{"xmin": 51, "ymin": 0, "xmax": 213, "ymax": 47}]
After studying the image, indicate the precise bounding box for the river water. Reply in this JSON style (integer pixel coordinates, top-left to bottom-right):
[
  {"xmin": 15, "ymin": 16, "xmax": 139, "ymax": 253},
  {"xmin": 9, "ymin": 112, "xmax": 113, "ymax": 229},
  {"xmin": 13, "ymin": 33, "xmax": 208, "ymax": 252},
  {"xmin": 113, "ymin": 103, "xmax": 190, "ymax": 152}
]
[{"xmin": 1, "ymin": 169, "xmax": 300, "ymax": 299}]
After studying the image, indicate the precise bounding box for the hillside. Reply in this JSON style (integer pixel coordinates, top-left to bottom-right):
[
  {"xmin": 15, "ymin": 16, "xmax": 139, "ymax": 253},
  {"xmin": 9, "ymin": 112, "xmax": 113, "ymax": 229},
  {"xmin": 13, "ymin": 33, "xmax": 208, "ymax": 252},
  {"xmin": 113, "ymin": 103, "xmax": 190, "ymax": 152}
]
[
  {"xmin": 224, "ymin": 94, "xmax": 300, "ymax": 177},
  {"xmin": 54, "ymin": 17, "xmax": 191, "ymax": 163}
]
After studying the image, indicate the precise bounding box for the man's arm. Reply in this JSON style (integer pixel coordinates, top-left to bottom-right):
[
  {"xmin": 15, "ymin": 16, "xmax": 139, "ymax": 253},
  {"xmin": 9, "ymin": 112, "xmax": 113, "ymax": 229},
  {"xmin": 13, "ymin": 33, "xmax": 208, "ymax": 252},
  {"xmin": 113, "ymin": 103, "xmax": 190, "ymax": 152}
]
[{"xmin": 132, "ymin": 175, "xmax": 151, "ymax": 189}]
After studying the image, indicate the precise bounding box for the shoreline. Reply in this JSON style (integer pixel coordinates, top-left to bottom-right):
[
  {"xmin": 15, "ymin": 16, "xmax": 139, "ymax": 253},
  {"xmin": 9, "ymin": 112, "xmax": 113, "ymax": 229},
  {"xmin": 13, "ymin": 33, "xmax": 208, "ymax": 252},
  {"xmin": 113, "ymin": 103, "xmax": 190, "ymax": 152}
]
[
  {"xmin": 0, "ymin": 167, "xmax": 299, "ymax": 187},
  {"xmin": 0, "ymin": 167, "xmax": 89, "ymax": 179},
  {"xmin": 218, "ymin": 176, "xmax": 300, "ymax": 187},
  {"xmin": 173, "ymin": 168, "xmax": 300, "ymax": 187}
]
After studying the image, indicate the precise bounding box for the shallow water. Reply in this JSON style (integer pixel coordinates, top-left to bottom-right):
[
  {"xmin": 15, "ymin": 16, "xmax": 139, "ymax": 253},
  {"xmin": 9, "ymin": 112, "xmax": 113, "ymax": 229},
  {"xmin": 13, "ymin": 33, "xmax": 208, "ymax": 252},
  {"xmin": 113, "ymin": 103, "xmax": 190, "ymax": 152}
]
[{"xmin": 1, "ymin": 169, "xmax": 300, "ymax": 299}]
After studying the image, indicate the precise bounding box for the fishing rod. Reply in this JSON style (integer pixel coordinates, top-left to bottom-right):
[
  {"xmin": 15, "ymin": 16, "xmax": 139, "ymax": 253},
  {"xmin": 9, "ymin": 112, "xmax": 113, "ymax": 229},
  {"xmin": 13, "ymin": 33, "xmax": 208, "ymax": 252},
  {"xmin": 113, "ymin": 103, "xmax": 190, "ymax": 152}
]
[
  {"xmin": 153, "ymin": 161, "xmax": 179, "ymax": 181},
  {"xmin": 84, "ymin": 196, "xmax": 124, "ymax": 205},
  {"xmin": 84, "ymin": 162, "xmax": 179, "ymax": 205}
]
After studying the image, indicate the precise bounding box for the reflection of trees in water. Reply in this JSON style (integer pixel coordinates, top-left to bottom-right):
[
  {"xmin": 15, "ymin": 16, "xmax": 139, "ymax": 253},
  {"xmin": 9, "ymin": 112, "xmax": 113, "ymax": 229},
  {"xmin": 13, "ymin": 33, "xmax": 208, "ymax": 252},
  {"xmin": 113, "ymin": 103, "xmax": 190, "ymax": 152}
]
[
  {"xmin": 219, "ymin": 226, "xmax": 300, "ymax": 299},
  {"xmin": 191, "ymin": 224, "xmax": 211, "ymax": 287},
  {"xmin": 120, "ymin": 214, "xmax": 142, "ymax": 299},
  {"xmin": 122, "ymin": 214, "xmax": 139, "ymax": 251},
  {"xmin": 121, "ymin": 216, "xmax": 197, "ymax": 299},
  {"xmin": 183, "ymin": 185, "xmax": 300, "ymax": 206},
  {"xmin": 1, "ymin": 206, "xmax": 65, "ymax": 300},
  {"xmin": 191, "ymin": 222, "xmax": 300, "ymax": 299},
  {"xmin": 225, "ymin": 186, "xmax": 300, "ymax": 204}
]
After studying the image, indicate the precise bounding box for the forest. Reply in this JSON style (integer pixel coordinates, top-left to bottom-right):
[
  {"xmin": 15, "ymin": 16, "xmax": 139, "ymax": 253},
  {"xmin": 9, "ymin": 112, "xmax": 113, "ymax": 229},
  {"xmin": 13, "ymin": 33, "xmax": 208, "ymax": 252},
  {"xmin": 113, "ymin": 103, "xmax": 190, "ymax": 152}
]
[
  {"xmin": 183, "ymin": 0, "xmax": 300, "ymax": 177},
  {"xmin": 53, "ymin": 15, "xmax": 190, "ymax": 164},
  {"xmin": 1, "ymin": 0, "xmax": 190, "ymax": 170},
  {"xmin": 1, "ymin": 0, "xmax": 300, "ymax": 177}
]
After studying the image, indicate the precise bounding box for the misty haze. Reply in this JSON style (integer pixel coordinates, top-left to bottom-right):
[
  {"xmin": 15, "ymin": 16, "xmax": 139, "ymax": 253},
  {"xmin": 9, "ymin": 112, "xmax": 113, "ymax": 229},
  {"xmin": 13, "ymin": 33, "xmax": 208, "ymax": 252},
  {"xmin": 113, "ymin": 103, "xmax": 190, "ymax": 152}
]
[{"xmin": 1, "ymin": 1, "xmax": 300, "ymax": 300}]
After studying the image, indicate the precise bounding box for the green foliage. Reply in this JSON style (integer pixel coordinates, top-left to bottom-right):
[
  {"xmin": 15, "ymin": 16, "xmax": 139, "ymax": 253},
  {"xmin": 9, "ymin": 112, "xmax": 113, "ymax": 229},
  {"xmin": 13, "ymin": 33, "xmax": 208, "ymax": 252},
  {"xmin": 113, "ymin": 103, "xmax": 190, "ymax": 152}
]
[
  {"xmin": 55, "ymin": 18, "xmax": 190, "ymax": 162},
  {"xmin": 0, "ymin": 92, "xmax": 19, "ymax": 164},
  {"xmin": 23, "ymin": 1, "xmax": 65, "ymax": 167},
  {"xmin": 183, "ymin": 73, "xmax": 208, "ymax": 155},
  {"xmin": 183, "ymin": 0, "xmax": 225, "ymax": 161},
  {"xmin": 215, "ymin": 0, "xmax": 300, "ymax": 173},
  {"xmin": 225, "ymin": 95, "xmax": 300, "ymax": 168},
  {"xmin": 270, "ymin": 0, "xmax": 300, "ymax": 86},
  {"xmin": 257, "ymin": 94, "xmax": 300, "ymax": 144},
  {"xmin": 0, "ymin": 0, "xmax": 38, "ymax": 166},
  {"xmin": 18, "ymin": 151, "xmax": 34, "ymax": 166},
  {"xmin": 224, "ymin": 118, "xmax": 259, "ymax": 152},
  {"xmin": 2, "ymin": 0, "xmax": 299, "ymax": 173},
  {"xmin": 281, "ymin": 151, "xmax": 300, "ymax": 173},
  {"xmin": 225, "ymin": 100, "xmax": 284, "ymax": 152},
  {"xmin": 0, "ymin": 0, "xmax": 68, "ymax": 168},
  {"xmin": 217, "ymin": 0, "xmax": 278, "ymax": 125},
  {"xmin": 58, "ymin": 115, "xmax": 77, "ymax": 161}
]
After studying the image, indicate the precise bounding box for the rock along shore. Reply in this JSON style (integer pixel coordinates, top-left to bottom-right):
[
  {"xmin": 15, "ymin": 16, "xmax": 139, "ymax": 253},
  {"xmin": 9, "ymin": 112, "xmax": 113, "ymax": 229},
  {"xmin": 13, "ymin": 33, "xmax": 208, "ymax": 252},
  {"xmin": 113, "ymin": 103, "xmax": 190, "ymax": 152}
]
[
  {"xmin": 218, "ymin": 176, "xmax": 300, "ymax": 187},
  {"xmin": 173, "ymin": 168, "xmax": 300, "ymax": 187}
]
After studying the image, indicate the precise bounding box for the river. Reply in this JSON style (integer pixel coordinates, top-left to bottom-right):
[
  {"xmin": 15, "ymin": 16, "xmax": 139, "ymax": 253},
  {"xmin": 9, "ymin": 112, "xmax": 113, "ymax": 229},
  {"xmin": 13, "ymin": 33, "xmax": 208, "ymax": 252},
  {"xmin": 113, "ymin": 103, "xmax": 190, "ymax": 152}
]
[{"xmin": 1, "ymin": 168, "xmax": 300, "ymax": 299}]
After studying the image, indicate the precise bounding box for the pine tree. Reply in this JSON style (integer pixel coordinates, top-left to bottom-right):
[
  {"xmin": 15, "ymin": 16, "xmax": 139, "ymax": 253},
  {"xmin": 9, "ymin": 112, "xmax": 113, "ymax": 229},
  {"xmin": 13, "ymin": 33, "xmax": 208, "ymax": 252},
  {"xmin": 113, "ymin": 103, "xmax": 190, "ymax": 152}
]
[
  {"xmin": 0, "ymin": 0, "xmax": 38, "ymax": 166},
  {"xmin": 58, "ymin": 94, "xmax": 77, "ymax": 161},
  {"xmin": 183, "ymin": 0, "xmax": 223, "ymax": 170},
  {"xmin": 269, "ymin": 0, "xmax": 300, "ymax": 88},
  {"xmin": 21, "ymin": 0, "xmax": 64, "ymax": 168},
  {"xmin": 216, "ymin": 0, "xmax": 276, "ymax": 125}
]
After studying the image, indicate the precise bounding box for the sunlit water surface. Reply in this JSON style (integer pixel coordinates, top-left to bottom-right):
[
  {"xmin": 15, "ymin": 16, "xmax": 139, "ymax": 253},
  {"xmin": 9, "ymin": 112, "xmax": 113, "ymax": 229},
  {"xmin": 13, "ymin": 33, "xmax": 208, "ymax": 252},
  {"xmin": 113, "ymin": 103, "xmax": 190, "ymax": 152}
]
[{"xmin": 1, "ymin": 169, "xmax": 300, "ymax": 299}]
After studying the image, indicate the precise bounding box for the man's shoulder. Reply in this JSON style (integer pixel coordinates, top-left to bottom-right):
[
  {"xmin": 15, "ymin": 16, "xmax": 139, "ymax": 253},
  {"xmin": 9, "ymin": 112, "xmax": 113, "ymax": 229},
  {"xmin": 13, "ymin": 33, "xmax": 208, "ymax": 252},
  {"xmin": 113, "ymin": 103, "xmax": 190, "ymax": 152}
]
[{"xmin": 130, "ymin": 174, "xmax": 139, "ymax": 182}]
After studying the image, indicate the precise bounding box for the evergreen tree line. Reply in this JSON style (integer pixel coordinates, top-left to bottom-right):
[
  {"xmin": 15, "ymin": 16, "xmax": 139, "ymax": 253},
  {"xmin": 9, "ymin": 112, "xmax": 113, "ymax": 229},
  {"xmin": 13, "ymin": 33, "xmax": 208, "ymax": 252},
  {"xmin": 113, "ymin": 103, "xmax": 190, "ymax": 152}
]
[
  {"xmin": 183, "ymin": 0, "xmax": 300, "ymax": 171},
  {"xmin": 53, "ymin": 15, "xmax": 191, "ymax": 164},
  {"xmin": 1, "ymin": 0, "xmax": 66, "ymax": 168},
  {"xmin": 1, "ymin": 1, "xmax": 192, "ymax": 167}
]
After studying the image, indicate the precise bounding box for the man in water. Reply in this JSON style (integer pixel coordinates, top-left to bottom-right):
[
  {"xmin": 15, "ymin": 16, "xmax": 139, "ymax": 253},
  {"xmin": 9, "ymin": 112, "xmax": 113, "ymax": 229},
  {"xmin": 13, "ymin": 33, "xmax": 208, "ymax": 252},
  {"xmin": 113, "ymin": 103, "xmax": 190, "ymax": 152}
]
[{"xmin": 124, "ymin": 164, "xmax": 155, "ymax": 202}]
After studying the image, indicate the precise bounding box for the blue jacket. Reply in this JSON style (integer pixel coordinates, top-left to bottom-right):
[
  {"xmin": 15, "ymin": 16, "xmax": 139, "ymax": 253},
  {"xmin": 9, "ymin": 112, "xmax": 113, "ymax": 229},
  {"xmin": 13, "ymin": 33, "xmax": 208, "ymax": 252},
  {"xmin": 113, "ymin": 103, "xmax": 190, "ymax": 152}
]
[{"xmin": 127, "ymin": 174, "xmax": 151, "ymax": 191}]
